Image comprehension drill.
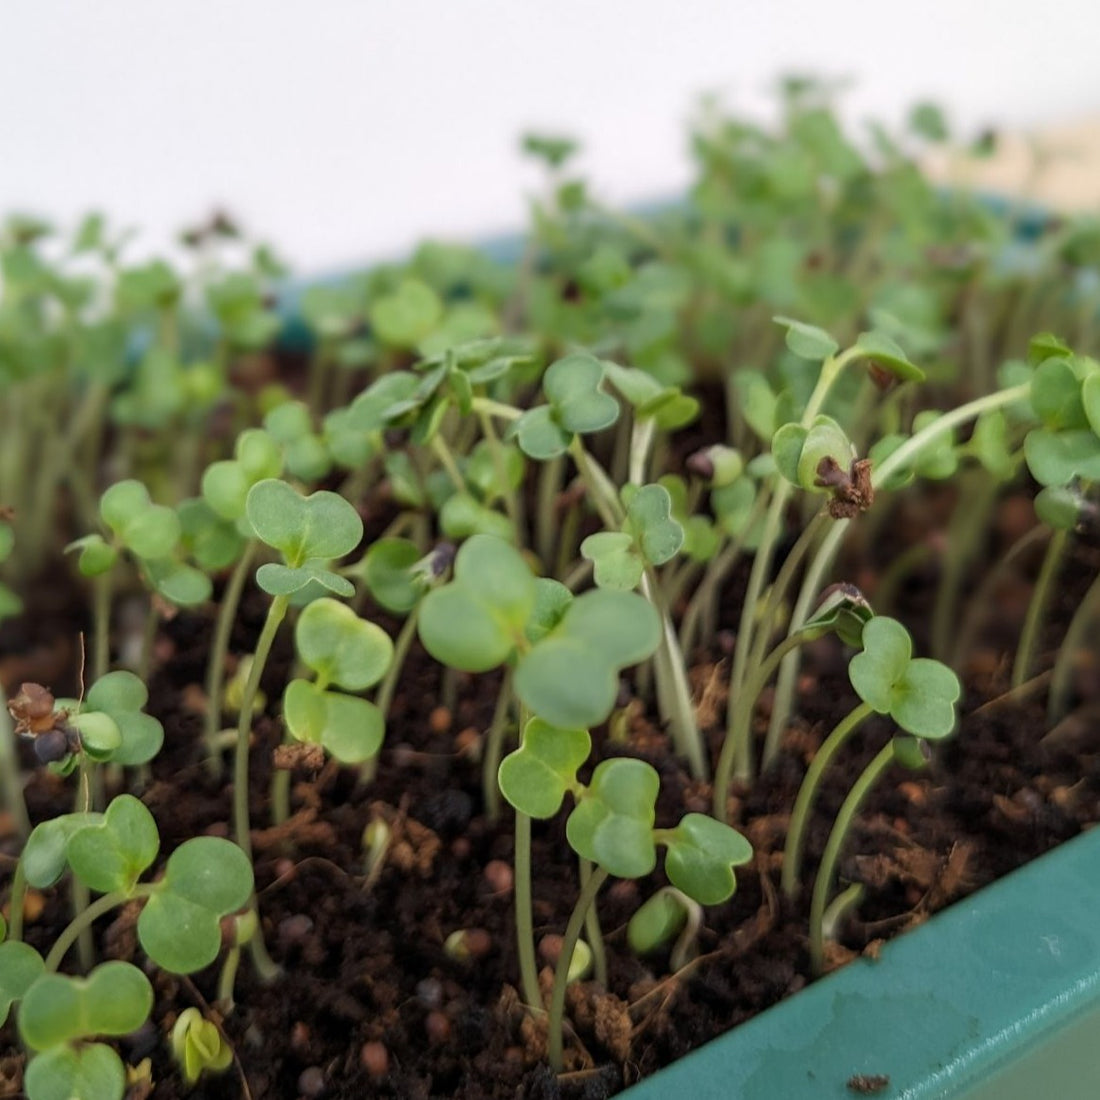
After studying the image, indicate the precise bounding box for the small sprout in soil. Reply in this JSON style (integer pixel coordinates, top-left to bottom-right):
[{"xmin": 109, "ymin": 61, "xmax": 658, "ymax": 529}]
[
  {"xmin": 171, "ymin": 1008, "xmax": 234, "ymax": 1086},
  {"xmin": 627, "ymin": 886, "xmax": 703, "ymax": 972}
]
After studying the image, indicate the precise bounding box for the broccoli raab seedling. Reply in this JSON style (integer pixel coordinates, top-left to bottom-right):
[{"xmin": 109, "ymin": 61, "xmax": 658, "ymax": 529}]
[{"xmin": 7, "ymin": 82, "xmax": 1100, "ymax": 1094}]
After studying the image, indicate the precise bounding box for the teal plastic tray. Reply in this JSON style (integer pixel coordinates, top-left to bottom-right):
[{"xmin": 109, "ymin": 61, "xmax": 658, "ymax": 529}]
[{"xmin": 624, "ymin": 826, "xmax": 1100, "ymax": 1099}]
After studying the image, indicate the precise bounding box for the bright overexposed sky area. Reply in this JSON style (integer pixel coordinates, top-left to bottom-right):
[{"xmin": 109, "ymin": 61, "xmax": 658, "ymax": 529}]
[{"xmin": 2, "ymin": 1, "xmax": 1099, "ymax": 274}]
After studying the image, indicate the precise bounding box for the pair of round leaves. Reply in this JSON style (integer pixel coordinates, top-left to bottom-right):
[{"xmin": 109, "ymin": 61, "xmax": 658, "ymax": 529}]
[
  {"xmin": 1024, "ymin": 357, "xmax": 1100, "ymax": 487},
  {"xmin": 417, "ymin": 535, "xmax": 660, "ymax": 729},
  {"xmin": 509, "ymin": 352, "xmax": 621, "ymax": 460},
  {"xmin": 202, "ymin": 428, "xmax": 284, "ymax": 524},
  {"xmin": 499, "ymin": 722, "xmax": 752, "ymax": 905},
  {"xmin": 19, "ymin": 961, "xmax": 152, "ymax": 1100},
  {"xmin": 773, "ymin": 316, "xmax": 925, "ymax": 382},
  {"xmin": 69, "ymin": 480, "xmax": 180, "ymax": 578},
  {"xmin": 49, "ymin": 671, "xmax": 163, "ymax": 768},
  {"xmin": 246, "ymin": 478, "xmax": 363, "ymax": 598},
  {"xmin": 580, "ymin": 483, "xmax": 684, "ymax": 590},
  {"xmin": 21, "ymin": 795, "xmax": 253, "ymax": 975},
  {"xmin": 849, "ymin": 616, "xmax": 961, "ymax": 739},
  {"xmin": 772, "ymin": 415, "xmax": 855, "ymax": 493},
  {"xmin": 283, "ymin": 598, "xmax": 394, "ymax": 764}
]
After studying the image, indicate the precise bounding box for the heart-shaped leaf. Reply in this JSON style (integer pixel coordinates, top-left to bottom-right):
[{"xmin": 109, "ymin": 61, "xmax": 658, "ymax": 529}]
[
  {"xmin": 202, "ymin": 429, "xmax": 283, "ymax": 521},
  {"xmin": 852, "ymin": 330, "xmax": 925, "ymax": 382},
  {"xmin": 256, "ymin": 562, "xmax": 355, "ymax": 598},
  {"xmin": 849, "ymin": 616, "xmax": 960, "ymax": 739},
  {"xmin": 566, "ymin": 758, "xmax": 659, "ymax": 879},
  {"xmin": 773, "ymin": 316, "xmax": 839, "ymax": 361},
  {"xmin": 100, "ymin": 480, "xmax": 180, "ymax": 560},
  {"xmin": 360, "ymin": 538, "xmax": 424, "ymax": 613},
  {"xmin": 84, "ymin": 671, "xmax": 164, "ymax": 767},
  {"xmin": 283, "ymin": 679, "xmax": 384, "ymax": 764},
  {"xmin": 544, "ymin": 352, "xmax": 620, "ymax": 435},
  {"xmin": 659, "ymin": 813, "xmax": 753, "ymax": 905},
  {"xmin": 1024, "ymin": 428, "xmax": 1100, "ymax": 487},
  {"xmin": 142, "ymin": 558, "xmax": 213, "ymax": 607},
  {"xmin": 0, "ymin": 941, "xmax": 44, "ymax": 1026},
  {"xmin": 137, "ymin": 838, "xmax": 253, "ymax": 974},
  {"xmin": 246, "ymin": 480, "xmax": 363, "ymax": 567},
  {"xmin": 24, "ymin": 1043, "xmax": 126, "ymax": 1100},
  {"xmin": 22, "ymin": 814, "xmax": 103, "ymax": 888},
  {"xmin": 66, "ymin": 795, "xmax": 159, "ymax": 895},
  {"xmin": 295, "ymin": 598, "xmax": 393, "ymax": 691},
  {"xmin": 498, "ymin": 719, "xmax": 591, "ymax": 819},
  {"xmin": 580, "ymin": 531, "xmax": 640, "ymax": 590},
  {"xmin": 623, "ymin": 483, "xmax": 684, "ymax": 566},
  {"xmin": 18, "ymin": 961, "xmax": 153, "ymax": 1050},
  {"xmin": 418, "ymin": 535, "xmax": 537, "ymax": 672}
]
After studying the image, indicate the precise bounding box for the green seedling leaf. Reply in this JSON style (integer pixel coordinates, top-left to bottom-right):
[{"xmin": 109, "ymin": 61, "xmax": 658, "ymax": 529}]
[
  {"xmin": 1029, "ymin": 332, "xmax": 1073, "ymax": 364},
  {"xmin": 296, "ymin": 598, "xmax": 393, "ymax": 691},
  {"xmin": 497, "ymin": 719, "xmax": 591, "ymax": 819},
  {"xmin": 66, "ymin": 534, "xmax": 119, "ymax": 577},
  {"xmin": 601, "ymin": 361, "xmax": 700, "ymax": 429},
  {"xmin": 178, "ymin": 499, "xmax": 246, "ymax": 572},
  {"xmin": 202, "ymin": 429, "xmax": 284, "ymax": 522},
  {"xmin": 369, "ymin": 278, "xmax": 444, "ymax": 348},
  {"xmin": 1031, "ymin": 358, "xmax": 1089, "ymax": 431},
  {"xmin": 1035, "ymin": 485, "xmax": 1084, "ymax": 529},
  {"xmin": 172, "ymin": 1008, "xmax": 234, "ymax": 1085},
  {"xmin": 68, "ymin": 712, "xmax": 121, "ymax": 761},
  {"xmin": 360, "ymin": 538, "xmax": 424, "ymax": 613},
  {"xmin": 142, "ymin": 558, "xmax": 212, "ymax": 607},
  {"xmin": 969, "ymin": 409, "xmax": 1016, "ymax": 480},
  {"xmin": 137, "ymin": 837, "xmax": 253, "ymax": 973},
  {"xmin": 803, "ymin": 584, "xmax": 874, "ymax": 648},
  {"xmin": 418, "ymin": 535, "xmax": 537, "ymax": 672},
  {"xmin": 627, "ymin": 888, "xmax": 690, "ymax": 955},
  {"xmin": 99, "ymin": 480, "xmax": 180, "ymax": 560},
  {"xmin": 659, "ymin": 813, "xmax": 753, "ymax": 905},
  {"xmin": 515, "ymin": 589, "xmax": 660, "ymax": 728},
  {"xmin": 246, "ymin": 480, "xmax": 363, "ymax": 566},
  {"xmin": 566, "ymin": 758, "xmax": 659, "ymax": 879},
  {"xmin": 465, "ymin": 440, "xmax": 526, "ymax": 503},
  {"xmin": 22, "ymin": 814, "xmax": 103, "ymax": 888},
  {"xmin": 65, "ymin": 795, "xmax": 159, "ymax": 895},
  {"xmin": 773, "ymin": 415, "xmax": 855, "ymax": 492},
  {"xmin": 440, "ymin": 492, "xmax": 513, "ymax": 542},
  {"xmin": 580, "ymin": 532, "xmax": 640, "ymax": 589},
  {"xmin": 24, "ymin": 1043, "xmax": 127, "ymax": 1100},
  {"xmin": 1024, "ymin": 428, "xmax": 1100, "ymax": 487},
  {"xmin": 0, "ymin": 941, "xmax": 44, "ymax": 1026},
  {"xmin": 510, "ymin": 353, "xmax": 619, "ymax": 459},
  {"xmin": 525, "ymin": 579, "xmax": 573, "ymax": 645},
  {"xmin": 84, "ymin": 671, "xmax": 164, "ymax": 766},
  {"xmin": 283, "ymin": 679, "xmax": 384, "ymax": 764},
  {"xmin": 1082, "ymin": 372, "xmax": 1100, "ymax": 438},
  {"xmin": 852, "ymin": 330, "xmax": 925, "ymax": 382},
  {"xmin": 18, "ymin": 961, "xmax": 153, "ymax": 1050},
  {"xmin": 581, "ymin": 484, "xmax": 684, "ymax": 590},
  {"xmin": 849, "ymin": 616, "xmax": 961, "ymax": 738},
  {"xmin": 773, "ymin": 315, "xmax": 839, "ymax": 361},
  {"xmin": 255, "ymin": 562, "xmax": 355, "ymax": 598}
]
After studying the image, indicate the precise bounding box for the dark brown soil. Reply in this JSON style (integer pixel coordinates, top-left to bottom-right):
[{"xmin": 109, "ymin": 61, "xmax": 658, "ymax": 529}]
[{"xmin": 3, "ymin": 482, "xmax": 1100, "ymax": 1100}]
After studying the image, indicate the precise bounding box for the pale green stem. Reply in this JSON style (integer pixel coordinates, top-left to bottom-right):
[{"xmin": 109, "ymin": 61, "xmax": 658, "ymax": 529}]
[
  {"xmin": 768, "ymin": 383, "xmax": 1032, "ymax": 761},
  {"xmin": 7, "ymin": 861, "xmax": 27, "ymax": 941},
  {"xmin": 359, "ymin": 606, "xmax": 420, "ymax": 787},
  {"xmin": 217, "ymin": 946, "xmax": 242, "ymax": 1012},
  {"xmin": 579, "ymin": 857, "xmax": 608, "ymax": 988},
  {"xmin": 809, "ymin": 741, "xmax": 896, "ymax": 975},
  {"xmin": 715, "ymin": 629, "xmax": 815, "ymax": 821},
  {"xmin": 46, "ymin": 885, "xmax": 156, "ymax": 972},
  {"xmin": 482, "ymin": 669, "xmax": 514, "ymax": 823},
  {"xmin": 430, "ymin": 435, "xmax": 466, "ymax": 494},
  {"xmin": 1048, "ymin": 567, "xmax": 1100, "ymax": 722},
  {"xmin": 548, "ymin": 865, "xmax": 609, "ymax": 1071},
  {"xmin": 234, "ymin": 595, "xmax": 289, "ymax": 860},
  {"xmin": 1013, "ymin": 528, "xmax": 1069, "ymax": 689},
  {"xmin": 204, "ymin": 540, "xmax": 258, "ymax": 774},
  {"xmin": 782, "ymin": 701, "xmax": 875, "ymax": 897},
  {"xmin": 514, "ymin": 811, "xmax": 543, "ymax": 1012},
  {"xmin": 92, "ymin": 571, "xmax": 112, "ymax": 683},
  {"xmin": 535, "ymin": 454, "xmax": 565, "ymax": 569},
  {"xmin": 476, "ymin": 408, "xmax": 524, "ymax": 537},
  {"xmin": 0, "ymin": 685, "xmax": 30, "ymax": 841}
]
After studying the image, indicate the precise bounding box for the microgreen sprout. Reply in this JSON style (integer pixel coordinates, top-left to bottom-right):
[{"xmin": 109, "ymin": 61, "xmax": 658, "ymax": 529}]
[
  {"xmin": 627, "ymin": 886, "xmax": 703, "ymax": 972},
  {"xmin": 783, "ymin": 615, "xmax": 960, "ymax": 903},
  {"xmin": 171, "ymin": 1008, "xmax": 234, "ymax": 1086}
]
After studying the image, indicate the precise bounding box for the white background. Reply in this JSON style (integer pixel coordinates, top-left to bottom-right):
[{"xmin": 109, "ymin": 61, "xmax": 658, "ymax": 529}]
[{"xmin": 2, "ymin": 1, "xmax": 1099, "ymax": 274}]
